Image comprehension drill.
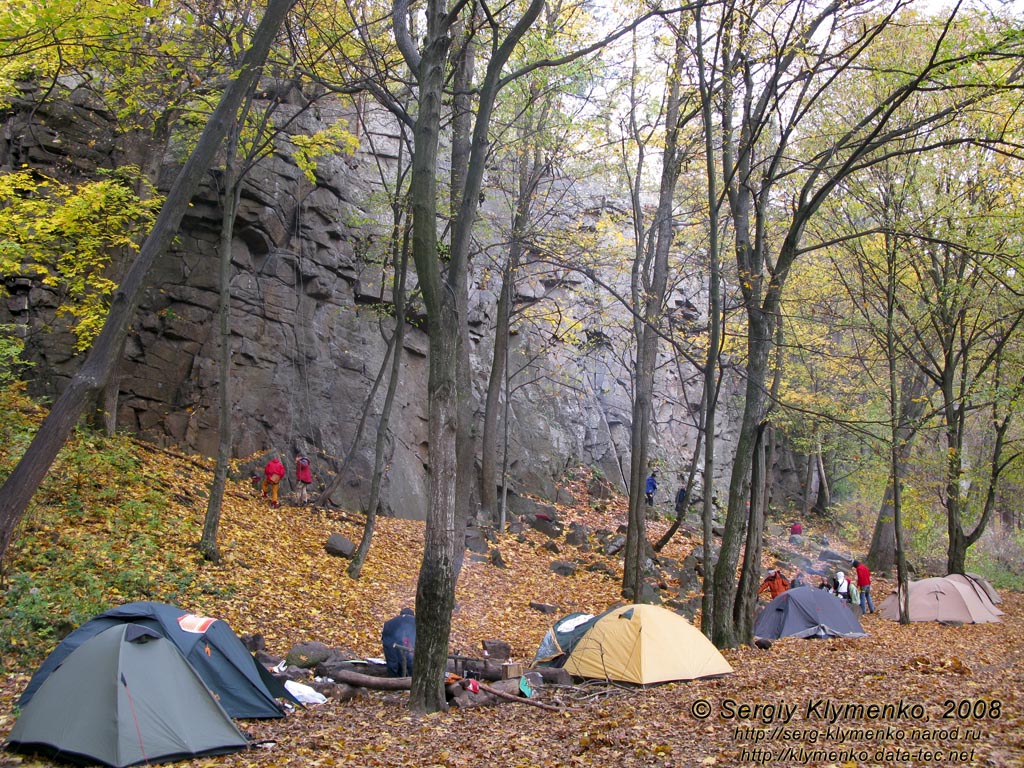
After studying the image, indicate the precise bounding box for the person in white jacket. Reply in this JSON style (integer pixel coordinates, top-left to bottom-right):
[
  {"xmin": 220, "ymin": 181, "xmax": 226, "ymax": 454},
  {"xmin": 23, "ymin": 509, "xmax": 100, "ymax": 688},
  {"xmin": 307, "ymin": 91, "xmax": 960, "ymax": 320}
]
[{"xmin": 833, "ymin": 571, "xmax": 851, "ymax": 602}]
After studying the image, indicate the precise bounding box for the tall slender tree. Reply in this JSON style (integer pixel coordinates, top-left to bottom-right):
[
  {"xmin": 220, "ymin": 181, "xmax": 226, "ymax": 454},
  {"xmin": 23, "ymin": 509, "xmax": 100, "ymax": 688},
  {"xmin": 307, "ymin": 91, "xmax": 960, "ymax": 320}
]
[
  {"xmin": 621, "ymin": 27, "xmax": 691, "ymax": 600},
  {"xmin": 392, "ymin": 0, "xmax": 545, "ymax": 713}
]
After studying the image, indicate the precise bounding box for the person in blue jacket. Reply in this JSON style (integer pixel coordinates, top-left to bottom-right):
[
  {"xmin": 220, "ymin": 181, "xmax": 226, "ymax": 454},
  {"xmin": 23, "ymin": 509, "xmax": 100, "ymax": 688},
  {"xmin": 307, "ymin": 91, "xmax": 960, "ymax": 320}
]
[
  {"xmin": 381, "ymin": 608, "xmax": 415, "ymax": 677},
  {"xmin": 645, "ymin": 470, "xmax": 658, "ymax": 507}
]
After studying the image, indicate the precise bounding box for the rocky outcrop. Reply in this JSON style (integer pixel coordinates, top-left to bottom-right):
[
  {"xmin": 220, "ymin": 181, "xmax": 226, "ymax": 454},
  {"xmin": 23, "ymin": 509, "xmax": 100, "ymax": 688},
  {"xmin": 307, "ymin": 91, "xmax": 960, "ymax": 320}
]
[{"xmin": 1, "ymin": 85, "xmax": 744, "ymax": 519}]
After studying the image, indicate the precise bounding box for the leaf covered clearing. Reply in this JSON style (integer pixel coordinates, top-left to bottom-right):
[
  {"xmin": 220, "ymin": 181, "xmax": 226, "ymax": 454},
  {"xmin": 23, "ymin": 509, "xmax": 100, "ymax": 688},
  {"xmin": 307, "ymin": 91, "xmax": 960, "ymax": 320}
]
[{"xmin": 0, "ymin": 439, "xmax": 1022, "ymax": 767}]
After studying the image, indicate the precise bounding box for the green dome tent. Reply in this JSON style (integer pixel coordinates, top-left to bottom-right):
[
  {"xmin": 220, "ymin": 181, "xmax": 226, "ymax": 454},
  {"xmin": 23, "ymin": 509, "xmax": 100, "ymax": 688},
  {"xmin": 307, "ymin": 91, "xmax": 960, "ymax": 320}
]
[
  {"xmin": 19, "ymin": 601, "xmax": 294, "ymax": 718},
  {"xmin": 7, "ymin": 624, "xmax": 248, "ymax": 767}
]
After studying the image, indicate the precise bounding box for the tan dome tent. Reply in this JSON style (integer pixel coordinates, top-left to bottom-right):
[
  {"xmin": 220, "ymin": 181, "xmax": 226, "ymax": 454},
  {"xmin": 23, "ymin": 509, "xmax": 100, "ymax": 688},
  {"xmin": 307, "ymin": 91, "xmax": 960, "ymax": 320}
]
[
  {"xmin": 534, "ymin": 604, "xmax": 732, "ymax": 685},
  {"xmin": 948, "ymin": 573, "xmax": 1002, "ymax": 608},
  {"xmin": 878, "ymin": 576, "xmax": 1003, "ymax": 624}
]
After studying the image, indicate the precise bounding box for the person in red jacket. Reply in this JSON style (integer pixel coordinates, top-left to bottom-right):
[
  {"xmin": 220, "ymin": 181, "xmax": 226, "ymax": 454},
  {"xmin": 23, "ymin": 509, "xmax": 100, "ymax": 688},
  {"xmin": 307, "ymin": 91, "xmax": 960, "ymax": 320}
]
[
  {"xmin": 295, "ymin": 455, "xmax": 313, "ymax": 504},
  {"xmin": 262, "ymin": 455, "xmax": 286, "ymax": 507},
  {"xmin": 853, "ymin": 560, "xmax": 874, "ymax": 614},
  {"xmin": 758, "ymin": 569, "xmax": 790, "ymax": 600}
]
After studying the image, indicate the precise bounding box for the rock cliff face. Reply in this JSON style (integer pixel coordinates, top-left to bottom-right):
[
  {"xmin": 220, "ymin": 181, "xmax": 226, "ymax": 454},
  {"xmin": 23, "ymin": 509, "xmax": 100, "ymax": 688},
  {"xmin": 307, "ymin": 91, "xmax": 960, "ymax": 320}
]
[{"xmin": 1, "ymin": 87, "xmax": 744, "ymax": 519}]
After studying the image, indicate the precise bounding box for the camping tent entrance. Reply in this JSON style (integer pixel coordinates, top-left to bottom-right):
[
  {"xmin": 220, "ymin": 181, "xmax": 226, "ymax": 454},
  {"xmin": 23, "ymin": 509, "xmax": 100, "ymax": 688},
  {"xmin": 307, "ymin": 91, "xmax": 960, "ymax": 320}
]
[{"xmin": 8, "ymin": 624, "xmax": 248, "ymax": 767}]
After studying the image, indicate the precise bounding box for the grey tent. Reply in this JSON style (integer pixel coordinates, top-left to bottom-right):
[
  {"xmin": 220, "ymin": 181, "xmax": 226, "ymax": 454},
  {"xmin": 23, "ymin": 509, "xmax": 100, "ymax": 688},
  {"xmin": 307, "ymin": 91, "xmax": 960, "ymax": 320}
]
[
  {"xmin": 7, "ymin": 624, "xmax": 248, "ymax": 767},
  {"xmin": 19, "ymin": 601, "xmax": 294, "ymax": 718},
  {"xmin": 753, "ymin": 587, "xmax": 867, "ymax": 640}
]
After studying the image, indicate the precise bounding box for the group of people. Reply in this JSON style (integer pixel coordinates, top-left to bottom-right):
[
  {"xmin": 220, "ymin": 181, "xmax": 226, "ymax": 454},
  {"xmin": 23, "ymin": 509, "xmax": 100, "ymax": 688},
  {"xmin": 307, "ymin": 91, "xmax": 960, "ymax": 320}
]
[
  {"xmin": 260, "ymin": 454, "xmax": 314, "ymax": 507},
  {"xmin": 644, "ymin": 470, "xmax": 691, "ymax": 519},
  {"xmin": 827, "ymin": 560, "xmax": 876, "ymax": 614},
  {"xmin": 759, "ymin": 559, "xmax": 875, "ymax": 614}
]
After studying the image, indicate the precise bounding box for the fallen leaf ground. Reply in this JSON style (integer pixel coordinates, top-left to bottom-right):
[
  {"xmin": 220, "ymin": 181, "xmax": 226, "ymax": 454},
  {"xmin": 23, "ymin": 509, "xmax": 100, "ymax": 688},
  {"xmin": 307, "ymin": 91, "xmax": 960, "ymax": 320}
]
[{"xmin": 1, "ymin": 442, "xmax": 1022, "ymax": 768}]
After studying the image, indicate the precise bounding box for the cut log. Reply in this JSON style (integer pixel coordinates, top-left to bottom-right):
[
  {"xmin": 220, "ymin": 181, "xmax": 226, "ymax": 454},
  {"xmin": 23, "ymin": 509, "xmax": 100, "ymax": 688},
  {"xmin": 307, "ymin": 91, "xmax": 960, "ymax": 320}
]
[
  {"xmin": 326, "ymin": 669, "xmax": 411, "ymax": 690},
  {"xmin": 454, "ymin": 658, "xmax": 503, "ymax": 682},
  {"xmin": 482, "ymin": 640, "xmax": 511, "ymax": 660}
]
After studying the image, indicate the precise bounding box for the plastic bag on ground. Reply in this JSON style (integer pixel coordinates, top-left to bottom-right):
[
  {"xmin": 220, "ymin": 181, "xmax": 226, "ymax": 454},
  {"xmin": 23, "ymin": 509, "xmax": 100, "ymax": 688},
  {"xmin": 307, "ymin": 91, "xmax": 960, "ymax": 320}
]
[{"xmin": 283, "ymin": 679, "xmax": 327, "ymax": 705}]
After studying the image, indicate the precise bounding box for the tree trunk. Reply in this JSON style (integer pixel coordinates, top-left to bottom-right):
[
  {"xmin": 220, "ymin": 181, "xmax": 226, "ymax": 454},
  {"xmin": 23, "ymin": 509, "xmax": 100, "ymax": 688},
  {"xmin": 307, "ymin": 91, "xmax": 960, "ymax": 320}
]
[
  {"xmin": 349, "ymin": 211, "xmax": 410, "ymax": 579},
  {"xmin": 943, "ymin": 364, "xmax": 968, "ymax": 575},
  {"xmin": 867, "ymin": 484, "xmax": 898, "ymax": 574},
  {"xmin": 480, "ymin": 258, "xmax": 513, "ymax": 526},
  {"xmin": 812, "ymin": 448, "xmax": 830, "ymax": 515},
  {"xmin": 95, "ymin": 361, "xmax": 123, "ymax": 436},
  {"xmin": 622, "ymin": 34, "xmax": 686, "ymax": 601},
  {"xmin": 0, "ymin": 0, "xmax": 296, "ymax": 563},
  {"xmin": 201, "ymin": 112, "xmax": 246, "ymax": 562},
  {"xmin": 711, "ymin": 307, "xmax": 771, "ymax": 648},
  {"xmin": 801, "ymin": 451, "xmax": 814, "ymax": 518},
  {"xmin": 480, "ymin": 128, "xmax": 543, "ymax": 526},
  {"xmin": 693, "ymin": 4, "xmax": 724, "ymax": 640},
  {"xmin": 395, "ymin": 0, "xmax": 545, "ymax": 714},
  {"xmin": 867, "ymin": 367, "xmax": 928, "ymax": 571},
  {"xmin": 735, "ymin": 424, "xmax": 767, "ymax": 641}
]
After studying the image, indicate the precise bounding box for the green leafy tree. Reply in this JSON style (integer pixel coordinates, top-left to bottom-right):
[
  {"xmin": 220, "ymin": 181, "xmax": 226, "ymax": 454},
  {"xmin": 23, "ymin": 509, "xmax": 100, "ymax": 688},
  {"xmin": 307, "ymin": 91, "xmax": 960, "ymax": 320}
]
[
  {"xmin": 701, "ymin": 0, "xmax": 1024, "ymax": 648},
  {"xmin": 0, "ymin": 169, "xmax": 160, "ymax": 351}
]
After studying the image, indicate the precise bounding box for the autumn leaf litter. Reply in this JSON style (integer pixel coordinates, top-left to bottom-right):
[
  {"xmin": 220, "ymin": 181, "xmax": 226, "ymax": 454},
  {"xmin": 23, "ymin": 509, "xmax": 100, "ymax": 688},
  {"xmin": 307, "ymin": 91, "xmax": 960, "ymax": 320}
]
[{"xmin": 1, "ymin": 444, "xmax": 1022, "ymax": 767}]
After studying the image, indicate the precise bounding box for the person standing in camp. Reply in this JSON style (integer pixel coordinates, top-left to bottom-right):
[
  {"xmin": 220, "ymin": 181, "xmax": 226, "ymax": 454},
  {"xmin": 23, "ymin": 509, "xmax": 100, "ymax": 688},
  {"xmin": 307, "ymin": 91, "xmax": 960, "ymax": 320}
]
[
  {"xmin": 295, "ymin": 455, "xmax": 313, "ymax": 505},
  {"xmin": 262, "ymin": 455, "xmax": 286, "ymax": 508},
  {"xmin": 853, "ymin": 560, "xmax": 875, "ymax": 614},
  {"xmin": 833, "ymin": 570, "xmax": 852, "ymax": 602}
]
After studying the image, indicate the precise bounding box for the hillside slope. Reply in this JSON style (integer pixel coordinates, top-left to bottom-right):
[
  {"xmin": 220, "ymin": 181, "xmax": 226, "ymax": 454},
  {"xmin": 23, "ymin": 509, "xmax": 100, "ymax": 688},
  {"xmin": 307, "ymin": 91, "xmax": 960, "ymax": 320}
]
[{"xmin": 1, "ymin": 438, "xmax": 1022, "ymax": 767}]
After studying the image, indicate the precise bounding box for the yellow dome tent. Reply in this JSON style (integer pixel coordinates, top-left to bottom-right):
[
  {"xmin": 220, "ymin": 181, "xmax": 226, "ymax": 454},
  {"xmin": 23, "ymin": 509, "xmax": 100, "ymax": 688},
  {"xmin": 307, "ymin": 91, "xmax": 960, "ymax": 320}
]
[{"xmin": 543, "ymin": 603, "xmax": 732, "ymax": 685}]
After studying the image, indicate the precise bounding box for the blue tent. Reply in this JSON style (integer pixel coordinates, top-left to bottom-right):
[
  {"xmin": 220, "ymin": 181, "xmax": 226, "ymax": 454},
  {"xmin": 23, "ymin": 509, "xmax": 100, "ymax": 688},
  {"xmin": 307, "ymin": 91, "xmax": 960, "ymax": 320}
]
[
  {"xmin": 19, "ymin": 602, "xmax": 295, "ymax": 718},
  {"xmin": 754, "ymin": 587, "xmax": 867, "ymax": 640}
]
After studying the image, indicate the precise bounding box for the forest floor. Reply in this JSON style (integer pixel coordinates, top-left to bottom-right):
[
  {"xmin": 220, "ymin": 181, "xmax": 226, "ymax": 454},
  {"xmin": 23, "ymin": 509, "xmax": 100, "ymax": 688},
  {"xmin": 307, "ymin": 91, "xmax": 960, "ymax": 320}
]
[{"xmin": 0, "ymin": 441, "xmax": 1022, "ymax": 768}]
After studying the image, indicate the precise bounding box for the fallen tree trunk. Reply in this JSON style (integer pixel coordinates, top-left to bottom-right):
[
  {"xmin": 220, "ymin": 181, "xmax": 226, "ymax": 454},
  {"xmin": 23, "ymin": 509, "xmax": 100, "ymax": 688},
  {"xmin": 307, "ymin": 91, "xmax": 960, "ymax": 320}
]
[
  {"xmin": 323, "ymin": 669, "xmax": 412, "ymax": 690},
  {"xmin": 321, "ymin": 669, "xmax": 561, "ymax": 711}
]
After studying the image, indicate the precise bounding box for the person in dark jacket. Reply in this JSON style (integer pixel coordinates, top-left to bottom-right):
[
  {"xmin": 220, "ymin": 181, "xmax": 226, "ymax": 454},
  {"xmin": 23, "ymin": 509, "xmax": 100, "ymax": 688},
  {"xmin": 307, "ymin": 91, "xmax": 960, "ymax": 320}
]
[{"xmin": 381, "ymin": 608, "xmax": 415, "ymax": 677}]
